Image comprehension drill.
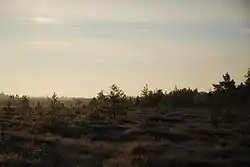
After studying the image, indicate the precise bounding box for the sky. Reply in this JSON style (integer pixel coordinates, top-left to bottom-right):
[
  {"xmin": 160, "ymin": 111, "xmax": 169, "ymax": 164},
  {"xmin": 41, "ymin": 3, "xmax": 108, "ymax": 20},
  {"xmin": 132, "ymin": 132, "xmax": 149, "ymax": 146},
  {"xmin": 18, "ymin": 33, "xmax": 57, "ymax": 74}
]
[{"xmin": 0, "ymin": 0, "xmax": 250, "ymax": 97}]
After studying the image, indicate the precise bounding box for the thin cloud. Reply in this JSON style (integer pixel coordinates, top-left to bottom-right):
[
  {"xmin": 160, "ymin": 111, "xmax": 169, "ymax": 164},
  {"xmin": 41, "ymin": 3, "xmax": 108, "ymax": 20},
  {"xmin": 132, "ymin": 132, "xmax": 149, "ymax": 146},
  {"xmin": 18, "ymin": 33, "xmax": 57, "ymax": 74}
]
[
  {"xmin": 1, "ymin": 0, "xmax": 249, "ymax": 23},
  {"xmin": 138, "ymin": 28, "xmax": 151, "ymax": 33},
  {"xmin": 32, "ymin": 17, "xmax": 57, "ymax": 24},
  {"xmin": 25, "ymin": 41, "xmax": 69, "ymax": 47}
]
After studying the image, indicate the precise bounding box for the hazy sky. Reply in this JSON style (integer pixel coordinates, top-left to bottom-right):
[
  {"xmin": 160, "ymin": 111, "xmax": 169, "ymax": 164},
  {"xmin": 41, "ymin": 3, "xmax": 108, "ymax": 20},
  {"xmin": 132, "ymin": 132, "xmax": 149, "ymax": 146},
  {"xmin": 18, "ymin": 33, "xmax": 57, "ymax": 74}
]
[{"xmin": 1, "ymin": 0, "xmax": 250, "ymax": 97}]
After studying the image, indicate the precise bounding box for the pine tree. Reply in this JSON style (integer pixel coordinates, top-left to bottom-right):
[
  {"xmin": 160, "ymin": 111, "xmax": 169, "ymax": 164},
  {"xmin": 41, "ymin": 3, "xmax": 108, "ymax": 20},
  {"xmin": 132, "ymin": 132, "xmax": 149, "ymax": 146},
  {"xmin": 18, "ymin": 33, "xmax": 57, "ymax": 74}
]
[
  {"xmin": 244, "ymin": 68, "xmax": 250, "ymax": 87},
  {"xmin": 108, "ymin": 84, "xmax": 126, "ymax": 119},
  {"xmin": 212, "ymin": 73, "xmax": 236, "ymax": 107},
  {"xmin": 213, "ymin": 73, "xmax": 236, "ymax": 92},
  {"xmin": 141, "ymin": 83, "xmax": 149, "ymax": 98},
  {"xmin": 20, "ymin": 95, "xmax": 32, "ymax": 123},
  {"xmin": 49, "ymin": 93, "xmax": 64, "ymax": 119},
  {"xmin": 96, "ymin": 90, "xmax": 107, "ymax": 105}
]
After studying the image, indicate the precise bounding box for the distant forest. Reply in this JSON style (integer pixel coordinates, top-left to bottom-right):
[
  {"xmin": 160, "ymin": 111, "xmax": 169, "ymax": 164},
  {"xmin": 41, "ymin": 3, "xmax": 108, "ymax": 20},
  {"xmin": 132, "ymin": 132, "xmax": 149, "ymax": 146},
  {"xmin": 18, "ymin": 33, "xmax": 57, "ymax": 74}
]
[
  {"xmin": 1, "ymin": 68, "xmax": 250, "ymax": 109},
  {"xmin": 88, "ymin": 68, "xmax": 250, "ymax": 110}
]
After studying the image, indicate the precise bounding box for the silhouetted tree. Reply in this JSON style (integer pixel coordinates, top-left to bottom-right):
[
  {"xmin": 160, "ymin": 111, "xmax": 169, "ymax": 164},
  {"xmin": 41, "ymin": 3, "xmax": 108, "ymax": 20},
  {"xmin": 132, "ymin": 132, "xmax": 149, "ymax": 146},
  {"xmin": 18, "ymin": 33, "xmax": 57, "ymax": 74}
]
[
  {"xmin": 9, "ymin": 95, "xmax": 15, "ymax": 106},
  {"xmin": 234, "ymin": 82, "xmax": 247, "ymax": 106},
  {"xmin": 244, "ymin": 68, "xmax": 250, "ymax": 86},
  {"xmin": 35, "ymin": 101, "xmax": 42, "ymax": 109},
  {"xmin": 212, "ymin": 73, "xmax": 236, "ymax": 107},
  {"xmin": 135, "ymin": 96, "xmax": 140, "ymax": 106},
  {"xmin": 194, "ymin": 92, "xmax": 209, "ymax": 106},
  {"xmin": 96, "ymin": 90, "xmax": 107, "ymax": 105},
  {"xmin": 244, "ymin": 68, "xmax": 250, "ymax": 105},
  {"xmin": 108, "ymin": 84, "xmax": 126, "ymax": 103},
  {"xmin": 2, "ymin": 96, "xmax": 15, "ymax": 112},
  {"xmin": 139, "ymin": 84, "xmax": 165, "ymax": 107},
  {"xmin": 35, "ymin": 101, "xmax": 43, "ymax": 115},
  {"xmin": 213, "ymin": 73, "xmax": 236, "ymax": 92},
  {"xmin": 107, "ymin": 84, "xmax": 126, "ymax": 119},
  {"xmin": 19, "ymin": 95, "xmax": 32, "ymax": 123},
  {"xmin": 88, "ymin": 97, "xmax": 98, "ymax": 109},
  {"xmin": 148, "ymin": 89, "xmax": 164, "ymax": 106},
  {"xmin": 49, "ymin": 93, "xmax": 64, "ymax": 119},
  {"xmin": 141, "ymin": 83, "xmax": 150, "ymax": 98},
  {"xmin": 168, "ymin": 87, "xmax": 197, "ymax": 107},
  {"xmin": 74, "ymin": 98, "xmax": 82, "ymax": 114}
]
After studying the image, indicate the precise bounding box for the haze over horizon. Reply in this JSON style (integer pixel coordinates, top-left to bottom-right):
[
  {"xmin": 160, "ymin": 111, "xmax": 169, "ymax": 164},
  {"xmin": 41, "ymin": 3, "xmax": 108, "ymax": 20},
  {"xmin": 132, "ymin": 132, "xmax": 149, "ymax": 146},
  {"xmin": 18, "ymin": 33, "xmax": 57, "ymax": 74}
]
[{"xmin": 1, "ymin": 0, "xmax": 250, "ymax": 97}]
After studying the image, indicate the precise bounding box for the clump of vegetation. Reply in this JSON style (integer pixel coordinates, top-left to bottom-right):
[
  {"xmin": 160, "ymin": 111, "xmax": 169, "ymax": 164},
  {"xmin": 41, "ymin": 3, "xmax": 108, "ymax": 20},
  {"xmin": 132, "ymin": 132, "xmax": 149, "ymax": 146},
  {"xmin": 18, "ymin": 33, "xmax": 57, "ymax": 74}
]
[
  {"xmin": 97, "ymin": 90, "xmax": 108, "ymax": 105},
  {"xmin": 88, "ymin": 97, "xmax": 98, "ymax": 111},
  {"xmin": 34, "ymin": 101, "xmax": 43, "ymax": 115},
  {"xmin": 2, "ymin": 99, "xmax": 13, "ymax": 112},
  {"xmin": 73, "ymin": 98, "xmax": 82, "ymax": 114},
  {"xmin": 139, "ymin": 84, "xmax": 166, "ymax": 108},
  {"xmin": 19, "ymin": 95, "xmax": 32, "ymax": 123},
  {"xmin": 87, "ymin": 85, "xmax": 127, "ymax": 120},
  {"xmin": 244, "ymin": 68, "xmax": 250, "ymax": 86},
  {"xmin": 48, "ymin": 93, "xmax": 64, "ymax": 120},
  {"xmin": 107, "ymin": 84, "xmax": 127, "ymax": 119}
]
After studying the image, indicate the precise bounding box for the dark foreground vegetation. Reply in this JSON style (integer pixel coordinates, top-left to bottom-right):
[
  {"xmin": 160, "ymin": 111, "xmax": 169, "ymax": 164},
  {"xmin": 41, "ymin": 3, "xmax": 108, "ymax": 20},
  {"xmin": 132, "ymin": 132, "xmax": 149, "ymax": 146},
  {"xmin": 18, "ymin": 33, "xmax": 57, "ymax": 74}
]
[{"xmin": 0, "ymin": 69, "xmax": 250, "ymax": 167}]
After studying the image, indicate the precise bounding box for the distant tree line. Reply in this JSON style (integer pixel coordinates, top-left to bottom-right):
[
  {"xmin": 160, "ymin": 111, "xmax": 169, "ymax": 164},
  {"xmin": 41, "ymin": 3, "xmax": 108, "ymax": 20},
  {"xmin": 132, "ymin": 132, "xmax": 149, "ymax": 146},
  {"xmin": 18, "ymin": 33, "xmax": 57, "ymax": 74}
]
[
  {"xmin": 1, "ymin": 68, "xmax": 250, "ymax": 113},
  {"xmin": 90, "ymin": 68, "xmax": 250, "ymax": 110}
]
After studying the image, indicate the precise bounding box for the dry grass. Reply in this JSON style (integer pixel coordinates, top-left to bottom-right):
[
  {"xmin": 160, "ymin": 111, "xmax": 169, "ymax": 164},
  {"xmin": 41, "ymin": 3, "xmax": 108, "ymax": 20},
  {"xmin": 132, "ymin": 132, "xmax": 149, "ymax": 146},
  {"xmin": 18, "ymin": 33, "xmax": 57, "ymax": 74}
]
[{"xmin": 0, "ymin": 106, "xmax": 250, "ymax": 166}]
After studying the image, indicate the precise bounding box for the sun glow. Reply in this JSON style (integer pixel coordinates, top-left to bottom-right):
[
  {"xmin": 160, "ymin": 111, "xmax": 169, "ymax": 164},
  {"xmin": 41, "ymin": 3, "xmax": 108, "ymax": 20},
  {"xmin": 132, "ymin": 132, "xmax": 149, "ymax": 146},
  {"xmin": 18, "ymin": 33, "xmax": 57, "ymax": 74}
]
[{"xmin": 33, "ymin": 17, "xmax": 54, "ymax": 24}]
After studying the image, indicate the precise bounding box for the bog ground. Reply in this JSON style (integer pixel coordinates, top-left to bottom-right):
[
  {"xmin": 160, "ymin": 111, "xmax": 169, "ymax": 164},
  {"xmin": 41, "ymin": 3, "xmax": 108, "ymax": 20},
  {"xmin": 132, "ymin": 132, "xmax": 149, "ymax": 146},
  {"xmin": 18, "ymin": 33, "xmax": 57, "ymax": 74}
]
[{"xmin": 1, "ymin": 106, "xmax": 250, "ymax": 167}]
